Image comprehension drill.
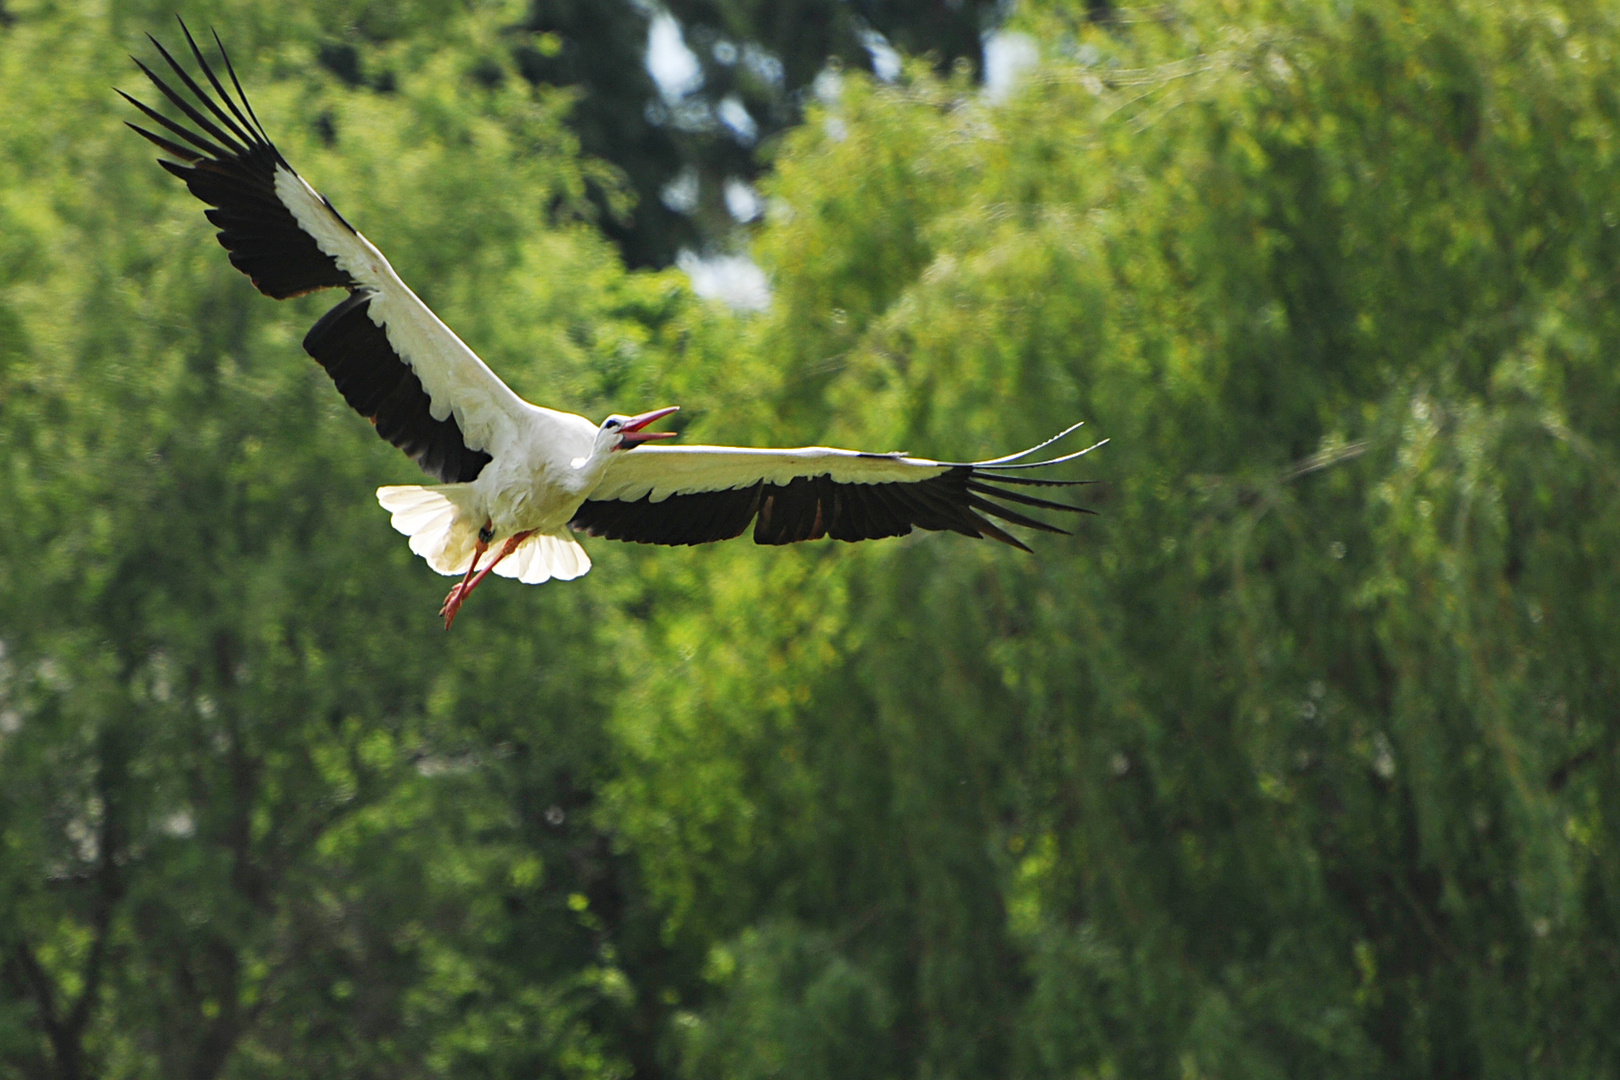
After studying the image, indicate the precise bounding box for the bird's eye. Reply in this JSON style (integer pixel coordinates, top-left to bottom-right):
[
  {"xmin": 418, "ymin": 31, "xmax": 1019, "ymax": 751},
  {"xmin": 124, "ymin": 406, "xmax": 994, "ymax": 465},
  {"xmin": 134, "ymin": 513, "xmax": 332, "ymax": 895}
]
[{"xmin": 604, "ymin": 419, "xmax": 621, "ymax": 430}]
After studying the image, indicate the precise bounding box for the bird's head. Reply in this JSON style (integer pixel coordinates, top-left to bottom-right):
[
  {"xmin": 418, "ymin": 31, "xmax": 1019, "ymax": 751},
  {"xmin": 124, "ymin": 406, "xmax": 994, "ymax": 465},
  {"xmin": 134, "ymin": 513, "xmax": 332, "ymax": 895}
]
[{"xmin": 599, "ymin": 406, "xmax": 680, "ymax": 453}]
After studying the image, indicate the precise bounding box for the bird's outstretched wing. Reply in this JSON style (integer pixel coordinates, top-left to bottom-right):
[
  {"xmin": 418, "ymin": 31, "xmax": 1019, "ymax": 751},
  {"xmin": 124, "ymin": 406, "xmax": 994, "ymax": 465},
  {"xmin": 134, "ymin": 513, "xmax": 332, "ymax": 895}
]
[
  {"xmin": 122, "ymin": 21, "xmax": 532, "ymax": 483},
  {"xmin": 572, "ymin": 425, "xmax": 1105, "ymax": 550}
]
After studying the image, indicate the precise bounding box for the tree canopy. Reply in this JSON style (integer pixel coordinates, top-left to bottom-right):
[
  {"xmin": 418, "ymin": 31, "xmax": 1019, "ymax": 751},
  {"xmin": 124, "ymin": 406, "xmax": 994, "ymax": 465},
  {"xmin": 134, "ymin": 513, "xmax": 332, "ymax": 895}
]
[{"xmin": 3, "ymin": 0, "xmax": 1619, "ymax": 1076}]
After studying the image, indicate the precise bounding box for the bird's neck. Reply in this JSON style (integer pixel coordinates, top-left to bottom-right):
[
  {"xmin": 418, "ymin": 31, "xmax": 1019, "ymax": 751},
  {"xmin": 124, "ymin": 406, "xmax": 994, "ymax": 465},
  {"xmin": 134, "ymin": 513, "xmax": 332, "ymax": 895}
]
[{"xmin": 565, "ymin": 446, "xmax": 616, "ymax": 490}]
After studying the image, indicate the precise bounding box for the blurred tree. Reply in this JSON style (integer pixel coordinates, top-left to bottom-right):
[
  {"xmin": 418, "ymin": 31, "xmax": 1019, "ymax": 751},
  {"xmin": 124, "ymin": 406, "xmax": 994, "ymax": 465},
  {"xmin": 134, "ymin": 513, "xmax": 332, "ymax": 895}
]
[
  {"xmin": 290, "ymin": 0, "xmax": 1114, "ymax": 270},
  {"xmin": 515, "ymin": 0, "xmax": 691, "ymax": 269},
  {"xmin": 6, "ymin": 0, "xmax": 1620, "ymax": 1077},
  {"xmin": 603, "ymin": 0, "xmax": 1620, "ymax": 1076},
  {"xmin": 0, "ymin": 3, "xmax": 703, "ymax": 1076},
  {"xmin": 511, "ymin": 0, "xmax": 1007, "ymax": 267}
]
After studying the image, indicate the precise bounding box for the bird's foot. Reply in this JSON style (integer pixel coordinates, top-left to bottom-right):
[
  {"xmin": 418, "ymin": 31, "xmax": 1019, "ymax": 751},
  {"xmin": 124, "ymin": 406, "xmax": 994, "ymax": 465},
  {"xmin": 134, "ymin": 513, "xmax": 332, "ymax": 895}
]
[{"xmin": 440, "ymin": 584, "xmax": 469, "ymax": 630}]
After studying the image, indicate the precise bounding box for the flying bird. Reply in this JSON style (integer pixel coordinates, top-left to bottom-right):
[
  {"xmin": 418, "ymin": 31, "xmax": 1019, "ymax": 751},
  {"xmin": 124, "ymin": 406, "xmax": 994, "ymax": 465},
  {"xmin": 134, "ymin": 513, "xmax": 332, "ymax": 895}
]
[{"xmin": 123, "ymin": 24, "xmax": 1104, "ymax": 628}]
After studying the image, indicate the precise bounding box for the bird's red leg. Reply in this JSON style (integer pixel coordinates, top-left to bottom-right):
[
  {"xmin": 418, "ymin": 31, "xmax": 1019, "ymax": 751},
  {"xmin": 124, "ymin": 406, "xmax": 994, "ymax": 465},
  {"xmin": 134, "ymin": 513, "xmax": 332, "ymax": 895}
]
[
  {"xmin": 440, "ymin": 528, "xmax": 535, "ymax": 630},
  {"xmin": 441, "ymin": 521, "xmax": 493, "ymax": 628}
]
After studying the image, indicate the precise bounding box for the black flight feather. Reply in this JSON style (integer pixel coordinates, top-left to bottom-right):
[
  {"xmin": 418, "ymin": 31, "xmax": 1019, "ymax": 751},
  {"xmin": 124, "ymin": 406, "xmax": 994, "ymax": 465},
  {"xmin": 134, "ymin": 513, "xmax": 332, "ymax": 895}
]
[
  {"xmin": 126, "ymin": 22, "xmax": 492, "ymax": 484},
  {"xmin": 570, "ymin": 458, "xmax": 1091, "ymax": 552}
]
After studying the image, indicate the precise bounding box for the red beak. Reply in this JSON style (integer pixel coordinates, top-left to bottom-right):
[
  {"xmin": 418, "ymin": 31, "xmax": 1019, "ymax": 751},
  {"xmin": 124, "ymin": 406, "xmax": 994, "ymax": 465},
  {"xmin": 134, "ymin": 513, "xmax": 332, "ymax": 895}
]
[{"xmin": 617, "ymin": 405, "xmax": 680, "ymax": 448}]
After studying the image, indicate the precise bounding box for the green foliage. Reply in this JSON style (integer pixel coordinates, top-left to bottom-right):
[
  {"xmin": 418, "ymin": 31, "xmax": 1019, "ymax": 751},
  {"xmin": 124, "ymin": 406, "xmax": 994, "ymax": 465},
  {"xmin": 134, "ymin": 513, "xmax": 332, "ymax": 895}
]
[
  {"xmin": 4, "ymin": 0, "xmax": 1620, "ymax": 1077},
  {"xmin": 0, "ymin": 3, "xmax": 694, "ymax": 1075},
  {"xmin": 608, "ymin": 1, "xmax": 1620, "ymax": 1076}
]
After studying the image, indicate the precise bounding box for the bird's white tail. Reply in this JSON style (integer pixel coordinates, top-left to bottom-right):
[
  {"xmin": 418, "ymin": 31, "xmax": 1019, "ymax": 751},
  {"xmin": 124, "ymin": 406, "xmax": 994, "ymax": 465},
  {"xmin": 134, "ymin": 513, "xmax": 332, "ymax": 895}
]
[
  {"xmin": 376, "ymin": 485, "xmax": 592, "ymax": 583},
  {"xmin": 492, "ymin": 532, "xmax": 592, "ymax": 584}
]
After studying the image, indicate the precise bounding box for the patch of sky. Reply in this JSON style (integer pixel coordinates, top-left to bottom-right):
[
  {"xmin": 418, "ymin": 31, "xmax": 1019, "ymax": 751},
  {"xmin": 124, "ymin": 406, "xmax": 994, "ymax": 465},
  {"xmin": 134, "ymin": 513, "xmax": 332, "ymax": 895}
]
[
  {"xmin": 724, "ymin": 178, "xmax": 762, "ymax": 221},
  {"xmin": 813, "ymin": 64, "xmax": 842, "ymax": 104},
  {"xmin": 647, "ymin": 11, "xmax": 703, "ymax": 100},
  {"xmin": 717, "ymin": 95, "xmax": 758, "ymax": 143},
  {"xmin": 984, "ymin": 30, "xmax": 1039, "ymax": 102},
  {"xmin": 661, "ymin": 166, "xmax": 699, "ymax": 213},
  {"xmin": 678, "ymin": 250, "xmax": 771, "ymax": 312},
  {"xmin": 742, "ymin": 43, "xmax": 784, "ymax": 87},
  {"xmin": 859, "ymin": 25, "xmax": 902, "ymax": 82}
]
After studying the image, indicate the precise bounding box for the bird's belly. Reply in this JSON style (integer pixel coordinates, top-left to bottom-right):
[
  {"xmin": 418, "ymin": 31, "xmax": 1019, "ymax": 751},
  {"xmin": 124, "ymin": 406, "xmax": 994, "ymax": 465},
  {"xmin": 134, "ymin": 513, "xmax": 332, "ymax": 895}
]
[{"xmin": 480, "ymin": 472, "xmax": 587, "ymax": 538}]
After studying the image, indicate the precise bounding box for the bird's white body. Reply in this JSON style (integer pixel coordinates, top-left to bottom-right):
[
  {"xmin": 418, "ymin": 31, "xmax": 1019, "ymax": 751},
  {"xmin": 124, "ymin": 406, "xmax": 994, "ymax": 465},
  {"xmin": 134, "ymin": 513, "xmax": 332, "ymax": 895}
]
[
  {"xmin": 280, "ymin": 162, "xmax": 608, "ymax": 581},
  {"xmin": 378, "ymin": 414, "xmax": 605, "ymax": 586},
  {"xmin": 126, "ymin": 26, "xmax": 1101, "ymax": 622}
]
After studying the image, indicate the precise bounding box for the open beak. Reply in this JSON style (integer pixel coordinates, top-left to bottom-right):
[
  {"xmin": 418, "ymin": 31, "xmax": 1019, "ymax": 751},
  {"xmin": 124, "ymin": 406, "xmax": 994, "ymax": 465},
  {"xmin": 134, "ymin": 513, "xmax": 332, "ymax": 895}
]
[{"xmin": 617, "ymin": 405, "xmax": 680, "ymax": 448}]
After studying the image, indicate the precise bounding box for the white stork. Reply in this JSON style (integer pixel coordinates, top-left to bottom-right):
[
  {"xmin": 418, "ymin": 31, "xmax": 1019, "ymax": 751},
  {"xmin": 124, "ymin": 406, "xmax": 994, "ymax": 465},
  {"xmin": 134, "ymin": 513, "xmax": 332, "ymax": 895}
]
[{"xmin": 123, "ymin": 24, "xmax": 1104, "ymax": 628}]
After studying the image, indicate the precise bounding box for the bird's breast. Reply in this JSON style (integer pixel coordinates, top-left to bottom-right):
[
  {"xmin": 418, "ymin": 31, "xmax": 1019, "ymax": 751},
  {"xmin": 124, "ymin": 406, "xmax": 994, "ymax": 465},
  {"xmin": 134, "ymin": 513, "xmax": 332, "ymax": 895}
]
[{"xmin": 479, "ymin": 457, "xmax": 592, "ymax": 536}]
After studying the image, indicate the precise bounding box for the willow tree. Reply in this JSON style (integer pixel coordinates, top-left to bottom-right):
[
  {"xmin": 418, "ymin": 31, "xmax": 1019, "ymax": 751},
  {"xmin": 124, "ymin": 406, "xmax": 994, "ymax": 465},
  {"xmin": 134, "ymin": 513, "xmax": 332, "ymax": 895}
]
[
  {"xmin": 607, "ymin": 1, "xmax": 1620, "ymax": 1076},
  {"xmin": 0, "ymin": 4, "xmax": 699, "ymax": 1075}
]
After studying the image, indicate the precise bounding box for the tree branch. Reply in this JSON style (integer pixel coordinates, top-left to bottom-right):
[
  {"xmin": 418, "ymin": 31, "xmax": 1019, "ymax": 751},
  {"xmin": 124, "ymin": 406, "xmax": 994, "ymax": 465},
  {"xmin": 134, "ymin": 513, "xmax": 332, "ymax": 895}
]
[{"xmin": 11, "ymin": 937, "xmax": 80, "ymax": 1080}]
